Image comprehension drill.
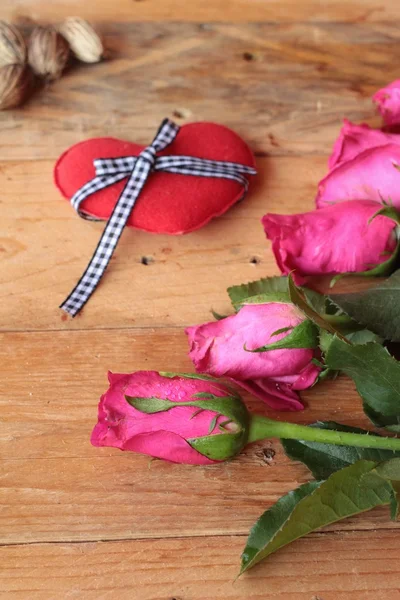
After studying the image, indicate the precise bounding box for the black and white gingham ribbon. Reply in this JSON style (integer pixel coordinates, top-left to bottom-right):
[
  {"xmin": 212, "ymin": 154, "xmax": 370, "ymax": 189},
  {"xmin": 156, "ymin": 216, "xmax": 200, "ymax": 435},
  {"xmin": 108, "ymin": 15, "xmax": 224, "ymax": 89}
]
[{"xmin": 60, "ymin": 119, "xmax": 257, "ymax": 316}]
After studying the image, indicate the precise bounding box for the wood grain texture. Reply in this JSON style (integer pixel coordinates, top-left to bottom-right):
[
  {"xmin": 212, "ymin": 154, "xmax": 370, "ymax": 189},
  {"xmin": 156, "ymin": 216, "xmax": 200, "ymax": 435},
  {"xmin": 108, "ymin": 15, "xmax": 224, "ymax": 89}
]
[
  {"xmin": 1, "ymin": 328, "xmax": 398, "ymax": 545},
  {"xmin": 0, "ymin": 155, "xmax": 373, "ymax": 331},
  {"xmin": 0, "ymin": 22, "xmax": 398, "ymax": 160},
  {"xmin": 2, "ymin": 0, "xmax": 399, "ymax": 24},
  {"xmin": 1, "ymin": 532, "xmax": 400, "ymax": 600}
]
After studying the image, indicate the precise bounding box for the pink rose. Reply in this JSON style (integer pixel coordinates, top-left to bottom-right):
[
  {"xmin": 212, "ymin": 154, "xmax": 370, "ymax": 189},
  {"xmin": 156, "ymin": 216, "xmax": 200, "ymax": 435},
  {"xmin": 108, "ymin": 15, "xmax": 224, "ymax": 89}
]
[
  {"xmin": 91, "ymin": 371, "xmax": 249, "ymax": 464},
  {"xmin": 263, "ymin": 200, "xmax": 397, "ymax": 283},
  {"xmin": 373, "ymin": 80, "xmax": 400, "ymax": 126},
  {"xmin": 316, "ymin": 144, "xmax": 400, "ymax": 209},
  {"xmin": 186, "ymin": 303, "xmax": 320, "ymax": 411},
  {"xmin": 329, "ymin": 119, "xmax": 400, "ymax": 169}
]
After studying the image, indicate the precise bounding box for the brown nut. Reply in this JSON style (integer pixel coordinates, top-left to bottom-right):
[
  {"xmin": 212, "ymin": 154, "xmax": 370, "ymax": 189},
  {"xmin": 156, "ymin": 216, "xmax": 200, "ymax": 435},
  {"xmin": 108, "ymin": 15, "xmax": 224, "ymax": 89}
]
[
  {"xmin": 59, "ymin": 17, "xmax": 103, "ymax": 63},
  {"xmin": 0, "ymin": 21, "xmax": 26, "ymax": 67},
  {"xmin": 28, "ymin": 25, "xmax": 70, "ymax": 80},
  {"xmin": 0, "ymin": 63, "xmax": 33, "ymax": 110}
]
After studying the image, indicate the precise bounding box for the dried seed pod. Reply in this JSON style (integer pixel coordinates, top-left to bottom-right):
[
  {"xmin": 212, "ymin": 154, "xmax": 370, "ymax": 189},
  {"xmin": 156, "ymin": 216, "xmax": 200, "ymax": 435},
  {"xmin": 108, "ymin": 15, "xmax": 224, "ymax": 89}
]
[
  {"xmin": 28, "ymin": 25, "xmax": 70, "ymax": 80},
  {"xmin": 0, "ymin": 63, "xmax": 32, "ymax": 110},
  {"xmin": 59, "ymin": 17, "xmax": 103, "ymax": 63},
  {"xmin": 0, "ymin": 21, "xmax": 26, "ymax": 67}
]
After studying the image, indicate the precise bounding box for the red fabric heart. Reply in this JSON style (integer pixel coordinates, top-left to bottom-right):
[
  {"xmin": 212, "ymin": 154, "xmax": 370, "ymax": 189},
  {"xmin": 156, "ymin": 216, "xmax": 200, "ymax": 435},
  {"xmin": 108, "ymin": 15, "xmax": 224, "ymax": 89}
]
[{"xmin": 54, "ymin": 122, "xmax": 255, "ymax": 235}]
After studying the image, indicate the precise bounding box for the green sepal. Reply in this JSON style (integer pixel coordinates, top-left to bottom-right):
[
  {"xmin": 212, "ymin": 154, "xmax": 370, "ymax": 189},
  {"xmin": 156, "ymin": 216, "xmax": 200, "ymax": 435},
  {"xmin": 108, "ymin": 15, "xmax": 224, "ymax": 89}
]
[
  {"xmin": 188, "ymin": 430, "xmax": 247, "ymax": 461},
  {"xmin": 126, "ymin": 393, "xmax": 250, "ymax": 462},
  {"xmin": 245, "ymin": 319, "xmax": 319, "ymax": 353},
  {"xmin": 127, "ymin": 394, "xmax": 248, "ymax": 423},
  {"xmin": 330, "ymin": 205, "xmax": 400, "ymax": 287},
  {"xmin": 211, "ymin": 309, "xmax": 227, "ymax": 321},
  {"xmin": 126, "ymin": 396, "xmax": 179, "ymax": 414}
]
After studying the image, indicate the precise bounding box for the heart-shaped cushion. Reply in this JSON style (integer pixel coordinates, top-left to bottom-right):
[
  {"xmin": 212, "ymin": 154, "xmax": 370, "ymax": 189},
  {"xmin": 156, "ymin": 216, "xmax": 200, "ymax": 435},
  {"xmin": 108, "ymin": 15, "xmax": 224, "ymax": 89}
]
[{"xmin": 54, "ymin": 122, "xmax": 256, "ymax": 235}]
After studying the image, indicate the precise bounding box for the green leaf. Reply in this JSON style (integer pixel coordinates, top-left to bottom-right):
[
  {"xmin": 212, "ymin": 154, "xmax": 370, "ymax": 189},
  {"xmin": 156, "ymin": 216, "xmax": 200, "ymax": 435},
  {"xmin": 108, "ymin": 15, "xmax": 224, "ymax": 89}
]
[
  {"xmin": 346, "ymin": 329, "xmax": 383, "ymax": 345},
  {"xmin": 240, "ymin": 460, "xmax": 393, "ymax": 573},
  {"xmin": 288, "ymin": 274, "xmax": 349, "ymax": 342},
  {"xmin": 227, "ymin": 275, "xmax": 328, "ymax": 313},
  {"xmin": 235, "ymin": 292, "xmax": 291, "ymax": 309},
  {"xmin": 245, "ymin": 319, "xmax": 319, "ymax": 353},
  {"xmin": 375, "ymin": 457, "xmax": 400, "ymax": 480},
  {"xmin": 325, "ymin": 338, "xmax": 400, "ymax": 431},
  {"xmin": 159, "ymin": 372, "xmax": 220, "ymax": 382},
  {"xmin": 282, "ymin": 421, "xmax": 400, "ymax": 480},
  {"xmin": 241, "ymin": 481, "xmax": 321, "ymax": 570},
  {"xmin": 227, "ymin": 276, "xmax": 289, "ymax": 309},
  {"xmin": 319, "ymin": 328, "xmax": 381, "ymax": 359},
  {"xmin": 390, "ymin": 481, "xmax": 400, "ymax": 520},
  {"xmin": 374, "ymin": 458, "xmax": 400, "ymax": 520},
  {"xmin": 329, "ymin": 269, "xmax": 400, "ymax": 342}
]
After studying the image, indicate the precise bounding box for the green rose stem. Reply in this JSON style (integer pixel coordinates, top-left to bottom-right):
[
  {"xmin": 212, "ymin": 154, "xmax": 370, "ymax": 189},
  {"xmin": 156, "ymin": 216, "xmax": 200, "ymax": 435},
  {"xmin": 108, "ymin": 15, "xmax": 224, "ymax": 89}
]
[{"xmin": 248, "ymin": 414, "xmax": 400, "ymax": 451}]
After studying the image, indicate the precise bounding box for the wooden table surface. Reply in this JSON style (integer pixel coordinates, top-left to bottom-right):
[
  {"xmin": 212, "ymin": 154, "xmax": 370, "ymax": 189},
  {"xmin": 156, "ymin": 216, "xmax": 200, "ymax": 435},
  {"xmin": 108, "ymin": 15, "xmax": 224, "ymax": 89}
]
[{"xmin": 2, "ymin": 1, "xmax": 400, "ymax": 598}]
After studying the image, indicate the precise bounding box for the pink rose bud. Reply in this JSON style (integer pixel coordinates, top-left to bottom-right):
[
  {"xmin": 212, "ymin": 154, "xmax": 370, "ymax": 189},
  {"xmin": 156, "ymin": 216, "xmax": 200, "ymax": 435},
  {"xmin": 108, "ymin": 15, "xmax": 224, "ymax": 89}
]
[
  {"xmin": 316, "ymin": 144, "xmax": 400, "ymax": 209},
  {"xmin": 91, "ymin": 371, "xmax": 250, "ymax": 464},
  {"xmin": 373, "ymin": 80, "xmax": 400, "ymax": 126},
  {"xmin": 329, "ymin": 119, "xmax": 400, "ymax": 170},
  {"xmin": 263, "ymin": 200, "xmax": 397, "ymax": 283},
  {"xmin": 91, "ymin": 371, "xmax": 400, "ymax": 465},
  {"xmin": 186, "ymin": 303, "xmax": 320, "ymax": 412}
]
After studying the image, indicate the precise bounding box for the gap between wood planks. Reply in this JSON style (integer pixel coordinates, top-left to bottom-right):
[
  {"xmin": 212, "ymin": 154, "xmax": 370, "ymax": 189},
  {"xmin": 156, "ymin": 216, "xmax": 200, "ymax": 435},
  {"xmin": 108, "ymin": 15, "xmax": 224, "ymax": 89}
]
[{"xmin": 0, "ymin": 526, "xmax": 395, "ymax": 548}]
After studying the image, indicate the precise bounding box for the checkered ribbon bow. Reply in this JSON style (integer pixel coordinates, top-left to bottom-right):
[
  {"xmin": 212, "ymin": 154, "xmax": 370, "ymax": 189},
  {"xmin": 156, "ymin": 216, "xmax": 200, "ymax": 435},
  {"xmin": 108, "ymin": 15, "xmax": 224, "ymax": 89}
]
[{"xmin": 60, "ymin": 118, "xmax": 257, "ymax": 316}]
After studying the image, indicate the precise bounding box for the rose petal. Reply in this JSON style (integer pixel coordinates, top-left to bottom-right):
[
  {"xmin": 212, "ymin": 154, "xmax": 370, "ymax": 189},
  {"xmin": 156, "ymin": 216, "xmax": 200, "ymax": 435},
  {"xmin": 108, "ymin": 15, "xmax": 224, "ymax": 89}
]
[
  {"xmin": 232, "ymin": 378, "xmax": 305, "ymax": 411},
  {"xmin": 91, "ymin": 371, "xmax": 233, "ymax": 464},
  {"xmin": 263, "ymin": 200, "xmax": 396, "ymax": 279},
  {"xmin": 373, "ymin": 80, "xmax": 400, "ymax": 127},
  {"xmin": 329, "ymin": 119, "xmax": 400, "ymax": 169},
  {"xmin": 316, "ymin": 144, "xmax": 400, "ymax": 209},
  {"xmin": 186, "ymin": 304, "xmax": 315, "ymax": 381}
]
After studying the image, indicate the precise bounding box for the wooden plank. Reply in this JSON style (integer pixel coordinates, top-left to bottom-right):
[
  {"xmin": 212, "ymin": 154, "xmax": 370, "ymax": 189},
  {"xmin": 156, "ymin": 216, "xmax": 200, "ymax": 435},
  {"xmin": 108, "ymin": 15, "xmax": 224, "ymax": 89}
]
[
  {"xmin": 1, "ymin": 532, "xmax": 400, "ymax": 600},
  {"xmin": 2, "ymin": 0, "xmax": 399, "ymax": 24},
  {"xmin": 0, "ymin": 22, "xmax": 397, "ymax": 160},
  {"xmin": 0, "ymin": 155, "xmax": 372, "ymax": 331},
  {"xmin": 0, "ymin": 328, "xmax": 383, "ymax": 460},
  {"xmin": 1, "ymin": 327, "xmax": 398, "ymax": 544}
]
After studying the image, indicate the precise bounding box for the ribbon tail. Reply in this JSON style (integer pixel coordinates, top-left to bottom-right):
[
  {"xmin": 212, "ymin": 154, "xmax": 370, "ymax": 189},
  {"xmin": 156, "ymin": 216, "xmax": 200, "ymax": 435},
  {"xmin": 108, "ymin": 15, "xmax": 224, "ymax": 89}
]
[{"xmin": 60, "ymin": 163, "xmax": 152, "ymax": 317}]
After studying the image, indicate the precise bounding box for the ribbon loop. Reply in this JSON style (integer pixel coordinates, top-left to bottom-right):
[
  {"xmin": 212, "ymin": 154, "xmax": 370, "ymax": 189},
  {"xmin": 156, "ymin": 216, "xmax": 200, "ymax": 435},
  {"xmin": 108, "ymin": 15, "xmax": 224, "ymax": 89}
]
[{"xmin": 60, "ymin": 119, "xmax": 257, "ymax": 317}]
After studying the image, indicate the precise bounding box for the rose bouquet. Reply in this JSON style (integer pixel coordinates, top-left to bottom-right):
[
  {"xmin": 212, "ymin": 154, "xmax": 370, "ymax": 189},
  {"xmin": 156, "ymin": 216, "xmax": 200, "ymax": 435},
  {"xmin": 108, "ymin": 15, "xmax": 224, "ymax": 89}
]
[{"xmin": 90, "ymin": 78, "xmax": 400, "ymax": 574}]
